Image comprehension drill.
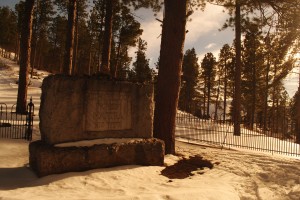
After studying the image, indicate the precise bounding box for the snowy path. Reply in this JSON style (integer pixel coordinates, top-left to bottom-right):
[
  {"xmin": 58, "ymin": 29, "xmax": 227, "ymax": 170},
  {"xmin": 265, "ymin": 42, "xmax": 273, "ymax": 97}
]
[{"xmin": 0, "ymin": 56, "xmax": 48, "ymax": 129}]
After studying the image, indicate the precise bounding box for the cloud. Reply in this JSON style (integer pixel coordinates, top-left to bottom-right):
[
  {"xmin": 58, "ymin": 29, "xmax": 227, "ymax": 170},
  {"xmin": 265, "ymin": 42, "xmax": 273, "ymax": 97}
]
[
  {"xmin": 131, "ymin": 4, "xmax": 235, "ymax": 67},
  {"xmin": 186, "ymin": 4, "xmax": 227, "ymax": 43},
  {"xmin": 205, "ymin": 43, "xmax": 217, "ymax": 49}
]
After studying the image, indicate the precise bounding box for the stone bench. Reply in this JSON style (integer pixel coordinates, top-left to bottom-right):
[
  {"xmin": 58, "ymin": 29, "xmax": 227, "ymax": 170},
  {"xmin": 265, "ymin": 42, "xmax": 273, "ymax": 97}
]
[{"xmin": 30, "ymin": 138, "xmax": 165, "ymax": 177}]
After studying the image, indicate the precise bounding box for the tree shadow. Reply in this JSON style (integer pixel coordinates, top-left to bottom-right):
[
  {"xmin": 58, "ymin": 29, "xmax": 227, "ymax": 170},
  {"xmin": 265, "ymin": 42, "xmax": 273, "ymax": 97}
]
[
  {"xmin": 0, "ymin": 164, "xmax": 144, "ymax": 190},
  {"xmin": 0, "ymin": 165, "xmax": 37, "ymax": 190},
  {"xmin": 161, "ymin": 155, "xmax": 214, "ymax": 179}
]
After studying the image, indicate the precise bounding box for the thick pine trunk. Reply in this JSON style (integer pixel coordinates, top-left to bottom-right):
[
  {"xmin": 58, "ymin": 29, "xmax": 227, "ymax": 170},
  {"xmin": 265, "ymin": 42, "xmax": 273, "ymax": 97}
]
[
  {"xmin": 101, "ymin": 0, "xmax": 114, "ymax": 75},
  {"xmin": 63, "ymin": 0, "xmax": 77, "ymax": 75},
  {"xmin": 16, "ymin": 0, "xmax": 35, "ymax": 114},
  {"xmin": 153, "ymin": 0, "xmax": 188, "ymax": 155},
  {"xmin": 233, "ymin": 0, "xmax": 241, "ymax": 136}
]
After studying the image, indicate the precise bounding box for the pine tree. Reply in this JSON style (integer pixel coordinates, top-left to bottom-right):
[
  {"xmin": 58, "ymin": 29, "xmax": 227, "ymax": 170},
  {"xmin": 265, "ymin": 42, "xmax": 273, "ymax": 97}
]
[
  {"xmin": 179, "ymin": 48, "xmax": 199, "ymax": 114},
  {"xmin": 100, "ymin": 0, "xmax": 115, "ymax": 75},
  {"xmin": 241, "ymin": 22, "xmax": 263, "ymax": 130},
  {"xmin": 31, "ymin": 0, "xmax": 54, "ymax": 74},
  {"xmin": 15, "ymin": 1, "xmax": 26, "ymax": 62},
  {"xmin": 218, "ymin": 44, "xmax": 235, "ymax": 121},
  {"xmin": 212, "ymin": 0, "xmax": 300, "ymax": 134},
  {"xmin": 132, "ymin": 38, "xmax": 152, "ymax": 83},
  {"xmin": 153, "ymin": 0, "xmax": 188, "ymax": 154},
  {"xmin": 87, "ymin": 0, "xmax": 105, "ymax": 74},
  {"xmin": 200, "ymin": 52, "xmax": 216, "ymax": 118},
  {"xmin": 16, "ymin": 0, "xmax": 35, "ymax": 114},
  {"xmin": 63, "ymin": 0, "xmax": 77, "ymax": 75},
  {"xmin": 0, "ymin": 6, "xmax": 18, "ymax": 56},
  {"xmin": 72, "ymin": 0, "xmax": 88, "ymax": 75},
  {"xmin": 48, "ymin": 15, "xmax": 67, "ymax": 73},
  {"xmin": 233, "ymin": 0, "xmax": 242, "ymax": 135},
  {"xmin": 111, "ymin": 5, "xmax": 142, "ymax": 78}
]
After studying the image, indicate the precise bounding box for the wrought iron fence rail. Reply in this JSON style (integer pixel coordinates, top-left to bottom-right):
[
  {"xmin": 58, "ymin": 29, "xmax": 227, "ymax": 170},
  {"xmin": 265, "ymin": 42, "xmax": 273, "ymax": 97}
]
[
  {"xmin": 175, "ymin": 112, "xmax": 300, "ymax": 157},
  {"xmin": 176, "ymin": 135, "xmax": 300, "ymax": 156},
  {"xmin": 0, "ymin": 100, "xmax": 34, "ymax": 141}
]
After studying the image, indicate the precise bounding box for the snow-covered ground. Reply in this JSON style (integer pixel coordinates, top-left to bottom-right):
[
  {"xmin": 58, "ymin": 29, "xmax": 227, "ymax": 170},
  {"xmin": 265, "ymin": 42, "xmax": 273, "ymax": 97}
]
[{"xmin": 0, "ymin": 55, "xmax": 300, "ymax": 199}]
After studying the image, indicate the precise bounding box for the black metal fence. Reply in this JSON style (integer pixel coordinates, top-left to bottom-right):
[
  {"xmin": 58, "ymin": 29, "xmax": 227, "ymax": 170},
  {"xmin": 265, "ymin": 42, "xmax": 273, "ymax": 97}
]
[
  {"xmin": 0, "ymin": 99, "xmax": 34, "ymax": 141},
  {"xmin": 175, "ymin": 112, "xmax": 300, "ymax": 157}
]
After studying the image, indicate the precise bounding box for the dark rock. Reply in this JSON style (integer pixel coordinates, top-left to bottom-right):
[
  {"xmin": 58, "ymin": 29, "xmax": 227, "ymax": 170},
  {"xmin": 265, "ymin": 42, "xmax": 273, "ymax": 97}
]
[{"xmin": 29, "ymin": 138, "xmax": 165, "ymax": 177}]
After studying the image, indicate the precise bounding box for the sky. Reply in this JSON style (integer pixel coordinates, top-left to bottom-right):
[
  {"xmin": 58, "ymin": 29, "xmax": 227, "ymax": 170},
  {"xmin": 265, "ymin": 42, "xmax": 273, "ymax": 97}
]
[
  {"xmin": 130, "ymin": 5, "xmax": 234, "ymax": 65},
  {"xmin": 0, "ymin": 0, "xmax": 298, "ymax": 97}
]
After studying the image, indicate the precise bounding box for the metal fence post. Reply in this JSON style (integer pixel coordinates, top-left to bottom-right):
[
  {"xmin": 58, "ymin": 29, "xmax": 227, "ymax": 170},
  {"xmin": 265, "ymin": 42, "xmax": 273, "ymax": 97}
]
[{"xmin": 26, "ymin": 97, "xmax": 34, "ymax": 141}]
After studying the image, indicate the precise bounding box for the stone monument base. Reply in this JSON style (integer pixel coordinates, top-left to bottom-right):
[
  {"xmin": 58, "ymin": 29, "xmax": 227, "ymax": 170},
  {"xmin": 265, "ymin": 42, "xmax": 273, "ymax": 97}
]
[{"xmin": 29, "ymin": 138, "xmax": 165, "ymax": 177}]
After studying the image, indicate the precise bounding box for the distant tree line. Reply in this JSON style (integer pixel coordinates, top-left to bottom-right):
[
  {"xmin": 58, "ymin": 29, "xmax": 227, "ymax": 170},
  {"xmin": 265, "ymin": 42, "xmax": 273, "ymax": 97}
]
[
  {"xmin": 179, "ymin": 21, "xmax": 299, "ymax": 141},
  {"xmin": 0, "ymin": 0, "xmax": 154, "ymax": 82}
]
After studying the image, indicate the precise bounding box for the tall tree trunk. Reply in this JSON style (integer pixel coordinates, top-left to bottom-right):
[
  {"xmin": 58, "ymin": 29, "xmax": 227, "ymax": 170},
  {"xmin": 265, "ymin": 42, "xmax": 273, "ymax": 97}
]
[
  {"xmin": 203, "ymin": 81, "xmax": 207, "ymax": 116},
  {"xmin": 88, "ymin": 46, "xmax": 92, "ymax": 75},
  {"xmin": 296, "ymin": 77, "xmax": 300, "ymax": 144},
  {"xmin": 111, "ymin": 38, "xmax": 121, "ymax": 78},
  {"xmin": 251, "ymin": 62, "xmax": 256, "ymax": 130},
  {"xmin": 295, "ymin": 57, "xmax": 300, "ymax": 144},
  {"xmin": 101, "ymin": 0, "xmax": 114, "ymax": 75},
  {"xmin": 63, "ymin": 0, "xmax": 77, "ymax": 75},
  {"xmin": 214, "ymin": 76, "xmax": 221, "ymax": 120},
  {"xmin": 16, "ymin": 0, "xmax": 35, "ymax": 114},
  {"xmin": 233, "ymin": 0, "xmax": 241, "ymax": 136},
  {"xmin": 72, "ymin": 10, "xmax": 79, "ymax": 75},
  {"xmin": 97, "ymin": 0, "xmax": 105, "ymax": 72},
  {"xmin": 223, "ymin": 60, "xmax": 228, "ymax": 122},
  {"xmin": 153, "ymin": 0, "xmax": 188, "ymax": 155},
  {"xmin": 271, "ymin": 64, "xmax": 278, "ymax": 136},
  {"xmin": 31, "ymin": 0, "xmax": 39, "ymax": 78},
  {"xmin": 263, "ymin": 49, "xmax": 270, "ymax": 132},
  {"xmin": 14, "ymin": 33, "xmax": 19, "ymax": 61},
  {"xmin": 36, "ymin": 40, "xmax": 42, "ymax": 69},
  {"xmin": 207, "ymin": 78, "xmax": 211, "ymax": 117},
  {"xmin": 31, "ymin": 38, "xmax": 38, "ymax": 77}
]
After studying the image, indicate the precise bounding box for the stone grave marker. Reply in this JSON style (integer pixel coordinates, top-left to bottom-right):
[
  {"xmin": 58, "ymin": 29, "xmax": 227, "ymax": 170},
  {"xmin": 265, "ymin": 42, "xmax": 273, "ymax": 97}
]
[{"xmin": 30, "ymin": 75, "xmax": 164, "ymax": 177}]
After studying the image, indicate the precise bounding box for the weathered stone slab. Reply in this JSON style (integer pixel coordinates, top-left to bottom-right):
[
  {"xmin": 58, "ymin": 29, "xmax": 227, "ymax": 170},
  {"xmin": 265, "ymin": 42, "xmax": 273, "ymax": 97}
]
[
  {"xmin": 85, "ymin": 91, "xmax": 132, "ymax": 131},
  {"xmin": 39, "ymin": 75, "xmax": 154, "ymax": 144},
  {"xmin": 29, "ymin": 138, "xmax": 165, "ymax": 177}
]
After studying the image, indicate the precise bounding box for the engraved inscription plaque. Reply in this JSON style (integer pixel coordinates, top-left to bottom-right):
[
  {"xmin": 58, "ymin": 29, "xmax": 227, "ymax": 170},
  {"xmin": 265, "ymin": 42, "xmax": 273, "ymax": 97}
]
[{"xmin": 85, "ymin": 92, "xmax": 132, "ymax": 131}]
